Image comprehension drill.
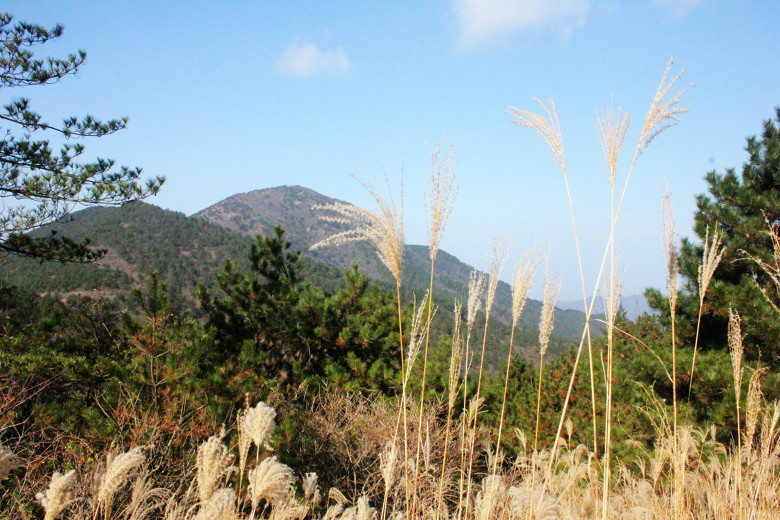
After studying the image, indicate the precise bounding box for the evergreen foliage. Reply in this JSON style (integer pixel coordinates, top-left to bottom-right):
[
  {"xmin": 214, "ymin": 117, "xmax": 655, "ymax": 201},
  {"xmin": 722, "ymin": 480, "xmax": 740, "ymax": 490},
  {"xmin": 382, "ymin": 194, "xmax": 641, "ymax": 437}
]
[
  {"xmin": 648, "ymin": 109, "xmax": 780, "ymax": 365},
  {"xmin": 0, "ymin": 13, "xmax": 163, "ymax": 262}
]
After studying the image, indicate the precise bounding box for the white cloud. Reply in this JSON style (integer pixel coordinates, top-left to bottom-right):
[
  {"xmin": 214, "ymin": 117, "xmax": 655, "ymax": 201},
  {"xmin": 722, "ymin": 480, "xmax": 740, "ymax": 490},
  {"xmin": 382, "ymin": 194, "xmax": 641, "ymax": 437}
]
[
  {"xmin": 276, "ymin": 39, "xmax": 352, "ymax": 78},
  {"xmin": 451, "ymin": 0, "xmax": 592, "ymax": 48},
  {"xmin": 652, "ymin": 0, "xmax": 705, "ymax": 18}
]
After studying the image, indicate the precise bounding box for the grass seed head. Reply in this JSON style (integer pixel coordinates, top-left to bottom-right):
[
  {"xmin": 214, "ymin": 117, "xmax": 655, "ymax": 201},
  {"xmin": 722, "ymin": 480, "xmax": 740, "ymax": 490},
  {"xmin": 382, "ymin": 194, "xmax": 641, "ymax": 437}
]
[
  {"xmin": 728, "ymin": 308, "xmax": 744, "ymax": 398},
  {"xmin": 507, "ymin": 98, "xmax": 565, "ymax": 173},
  {"xmin": 197, "ymin": 435, "xmax": 235, "ymax": 504},
  {"xmin": 538, "ymin": 258, "xmax": 561, "ymax": 360},
  {"xmin": 512, "ymin": 247, "xmax": 540, "ymax": 327},
  {"xmin": 404, "ymin": 291, "xmax": 433, "ymax": 385},
  {"xmin": 467, "ymin": 269, "xmax": 486, "ymax": 334},
  {"xmin": 243, "ymin": 401, "xmax": 277, "ymax": 449},
  {"xmin": 303, "ymin": 472, "xmax": 321, "ymax": 505},
  {"xmin": 662, "ymin": 185, "xmax": 679, "ymax": 312},
  {"xmin": 698, "ymin": 225, "xmax": 725, "ymax": 304},
  {"xmin": 193, "ymin": 488, "xmax": 236, "ymax": 520},
  {"xmin": 448, "ymin": 300, "xmax": 464, "ymax": 408},
  {"xmin": 596, "ymin": 105, "xmax": 631, "ymax": 188},
  {"xmin": 37, "ymin": 469, "xmax": 77, "ymax": 520},
  {"xmin": 425, "ymin": 141, "xmax": 459, "ymax": 262},
  {"xmin": 96, "ymin": 446, "xmax": 146, "ymax": 514},
  {"xmin": 248, "ymin": 455, "xmax": 295, "ymax": 509},
  {"xmin": 485, "ymin": 236, "xmax": 509, "ymax": 317},
  {"xmin": 638, "ymin": 59, "xmax": 691, "ymax": 154},
  {"xmin": 312, "ymin": 175, "xmax": 404, "ymax": 285}
]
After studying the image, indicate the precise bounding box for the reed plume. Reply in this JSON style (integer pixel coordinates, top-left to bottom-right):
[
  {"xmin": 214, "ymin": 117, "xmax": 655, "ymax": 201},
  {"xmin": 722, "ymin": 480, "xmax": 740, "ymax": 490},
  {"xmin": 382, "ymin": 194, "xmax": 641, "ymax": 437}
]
[
  {"xmin": 424, "ymin": 141, "xmax": 459, "ymax": 263},
  {"xmin": 638, "ymin": 59, "xmax": 691, "ymax": 155},
  {"xmin": 312, "ymin": 174, "xmax": 404, "ymax": 284},
  {"xmin": 95, "ymin": 447, "xmax": 146, "ymax": 517},
  {"xmin": 193, "ymin": 488, "xmax": 236, "ymax": 520},
  {"xmin": 689, "ymin": 225, "xmax": 725, "ymax": 399},
  {"xmin": 596, "ymin": 105, "xmax": 631, "ymax": 189},
  {"xmin": 507, "ymin": 98, "xmax": 564, "ymax": 172},
  {"xmin": 243, "ymin": 401, "xmax": 277, "ymax": 449},
  {"xmin": 494, "ymin": 248, "xmax": 540, "ymax": 476},
  {"xmin": 248, "ymin": 456, "xmax": 295, "ymax": 511},
  {"xmin": 412, "ymin": 140, "xmax": 458, "ymax": 519},
  {"xmin": 535, "ymin": 260, "xmax": 561, "ymax": 450},
  {"xmin": 38, "ymin": 469, "xmax": 77, "ymax": 520},
  {"xmin": 197, "ymin": 434, "xmax": 235, "ymax": 504}
]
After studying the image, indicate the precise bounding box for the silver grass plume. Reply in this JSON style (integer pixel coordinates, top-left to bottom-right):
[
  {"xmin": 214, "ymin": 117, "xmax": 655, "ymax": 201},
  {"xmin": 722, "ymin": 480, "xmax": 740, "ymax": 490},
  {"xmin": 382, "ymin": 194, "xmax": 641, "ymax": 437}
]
[
  {"xmin": 485, "ymin": 237, "xmax": 509, "ymax": 317},
  {"xmin": 0, "ymin": 444, "xmax": 18, "ymax": 482},
  {"xmin": 745, "ymin": 369, "xmax": 764, "ymax": 451},
  {"xmin": 596, "ymin": 105, "xmax": 631, "ymax": 188},
  {"xmin": 248, "ymin": 455, "xmax": 295, "ymax": 509},
  {"xmin": 197, "ymin": 434, "xmax": 235, "ymax": 504},
  {"xmin": 243, "ymin": 401, "xmax": 276, "ymax": 449},
  {"xmin": 312, "ymin": 175, "xmax": 404, "ymax": 284},
  {"xmin": 601, "ymin": 258, "xmax": 625, "ymax": 328},
  {"xmin": 380, "ymin": 441, "xmax": 399, "ymax": 493},
  {"xmin": 96, "ymin": 447, "xmax": 146, "ymax": 514},
  {"xmin": 507, "ymin": 98, "xmax": 564, "ymax": 172},
  {"xmin": 404, "ymin": 291, "xmax": 433, "ymax": 385},
  {"xmin": 698, "ymin": 225, "xmax": 725, "ymax": 304},
  {"xmin": 237, "ymin": 409, "xmax": 251, "ymax": 480},
  {"xmin": 538, "ymin": 262, "xmax": 561, "ymax": 360},
  {"xmin": 448, "ymin": 300, "xmax": 464, "ymax": 409},
  {"xmin": 37, "ymin": 469, "xmax": 77, "ymax": 520},
  {"xmin": 728, "ymin": 309, "xmax": 744, "ymax": 405},
  {"xmin": 466, "ymin": 270, "xmax": 486, "ymax": 338},
  {"xmin": 662, "ymin": 185, "xmax": 679, "ymax": 312},
  {"xmin": 193, "ymin": 488, "xmax": 236, "ymax": 520},
  {"xmin": 341, "ymin": 496, "xmax": 377, "ymax": 520},
  {"xmin": 425, "ymin": 141, "xmax": 459, "ymax": 262},
  {"xmin": 512, "ymin": 247, "xmax": 541, "ymax": 328},
  {"xmin": 475, "ymin": 475, "xmax": 507, "ymax": 520},
  {"xmin": 271, "ymin": 498, "xmax": 310, "ymax": 520},
  {"xmin": 303, "ymin": 472, "xmax": 321, "ymax": 505},
  {"xmin": 638, "ymin": 59, "xmax": 691, "ymax": 154}
]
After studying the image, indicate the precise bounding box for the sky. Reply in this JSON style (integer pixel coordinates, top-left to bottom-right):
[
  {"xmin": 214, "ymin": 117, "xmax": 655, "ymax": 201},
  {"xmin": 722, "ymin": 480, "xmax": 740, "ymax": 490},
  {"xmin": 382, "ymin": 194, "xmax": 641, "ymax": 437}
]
[{"xmin": 6, "ymin": 1, "xmax": 780, "ymax": 301}]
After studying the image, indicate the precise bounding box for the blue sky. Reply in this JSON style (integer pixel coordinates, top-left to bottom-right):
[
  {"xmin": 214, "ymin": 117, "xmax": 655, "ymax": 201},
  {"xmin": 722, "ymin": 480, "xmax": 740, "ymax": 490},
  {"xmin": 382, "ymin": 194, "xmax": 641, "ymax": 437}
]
[{"xmin": 7, "ymin": 1, "xmax": 780, "ymax": 301}]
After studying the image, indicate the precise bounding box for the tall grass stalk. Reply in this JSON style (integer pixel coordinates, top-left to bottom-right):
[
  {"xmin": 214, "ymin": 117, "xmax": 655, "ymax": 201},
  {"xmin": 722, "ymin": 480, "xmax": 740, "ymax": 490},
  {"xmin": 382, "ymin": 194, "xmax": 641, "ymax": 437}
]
[
  {"xmin": 411, "ymin": 142, "xmax": 458, "ymax": 520},
  {"xmin": 434, "ymin": 300, "xmax": 463, "ymax": 520},
  {"xmin": 492, "ymin": 248, "xmax": 539, "ymax": 474},
  {"xmin": 509, "ymin": 60, "xmax": 690, "ymax": 517},
  {"xmin": 533, "ymin": 258, "xmax": 560, "ymax": 452},
  {"xmin": 463, "ymin": 238, "xmax": 507, "ymax": 520},
  {"xmin": 311, "ymin": 174, "xmax": 408, "ymax": 515},
  {"xmin": 456, "ymin": 270, "xmax": 485, "ymax": 520},
  {"xmin": 688, "ymin": 225, "xmax": 725, "ymax": 402},
  {"xmin": 508, "ymin": 98, "xmax": 601, "ymax": 460},
  {"xmin": 661, "ymin": 185, "xmax": 683, "ymax": 517}
]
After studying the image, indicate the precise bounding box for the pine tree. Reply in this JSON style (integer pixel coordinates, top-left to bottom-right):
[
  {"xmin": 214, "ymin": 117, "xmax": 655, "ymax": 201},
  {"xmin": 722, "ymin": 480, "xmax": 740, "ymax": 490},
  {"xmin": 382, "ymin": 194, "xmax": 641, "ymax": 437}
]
[
  {"xmin": 0, "ymin": 13, "xmax": 163, "ymax": 261},
  {"xmin": 648, "ymin": 108, "xmax": 780, "ymax": 365}
]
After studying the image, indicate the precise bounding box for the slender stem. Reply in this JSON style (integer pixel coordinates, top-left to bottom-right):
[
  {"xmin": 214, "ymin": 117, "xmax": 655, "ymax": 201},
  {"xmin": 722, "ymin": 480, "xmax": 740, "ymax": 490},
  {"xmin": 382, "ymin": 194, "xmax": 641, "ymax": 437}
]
[
  {"xmin": 465, "ymin": 307, "xmax": 493, "ymax": 520},
  {"xmin": 533, "ymin": 358, "xmax": 545, "ymax": 452},
  {"xmin": 395, "ymin": 281, "xmax": 411, "ymax": 517},
  {"xmin": 411, "ymin": 257, "xmax": 437, "ymax": 520},
  {"xmin": 687, "ymin": 301, "xmax": 705, "ymax": 403},
  {"xmin": 493, "ymin": 324, "xmax": 517, "ymax": 473}
]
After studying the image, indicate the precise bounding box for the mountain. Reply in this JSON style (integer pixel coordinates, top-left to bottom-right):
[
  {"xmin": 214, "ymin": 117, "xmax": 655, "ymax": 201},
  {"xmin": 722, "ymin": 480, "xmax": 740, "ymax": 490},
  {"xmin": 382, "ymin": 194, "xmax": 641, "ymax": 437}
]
[
  {"xmin": 194, "ymin": 185, "xmax": 599, "ymax": 342},
  {"xmin": 0, "ymin": 202, "xmax": 345, "ymax": 309},
  {"xmin": 556, "ymin": 294, "xmax": 654, "ymax": 321},
  {"xmin": 0, "ymin": 200, "xmax": 573, "ymax": 369}
]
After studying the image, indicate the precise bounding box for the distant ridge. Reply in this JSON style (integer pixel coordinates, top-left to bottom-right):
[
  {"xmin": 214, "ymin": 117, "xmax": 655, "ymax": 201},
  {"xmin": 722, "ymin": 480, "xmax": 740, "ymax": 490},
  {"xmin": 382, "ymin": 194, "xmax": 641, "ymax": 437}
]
[{"xmin": 195, "ymin": 185, "xmax": 601, "ymax": 342}]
